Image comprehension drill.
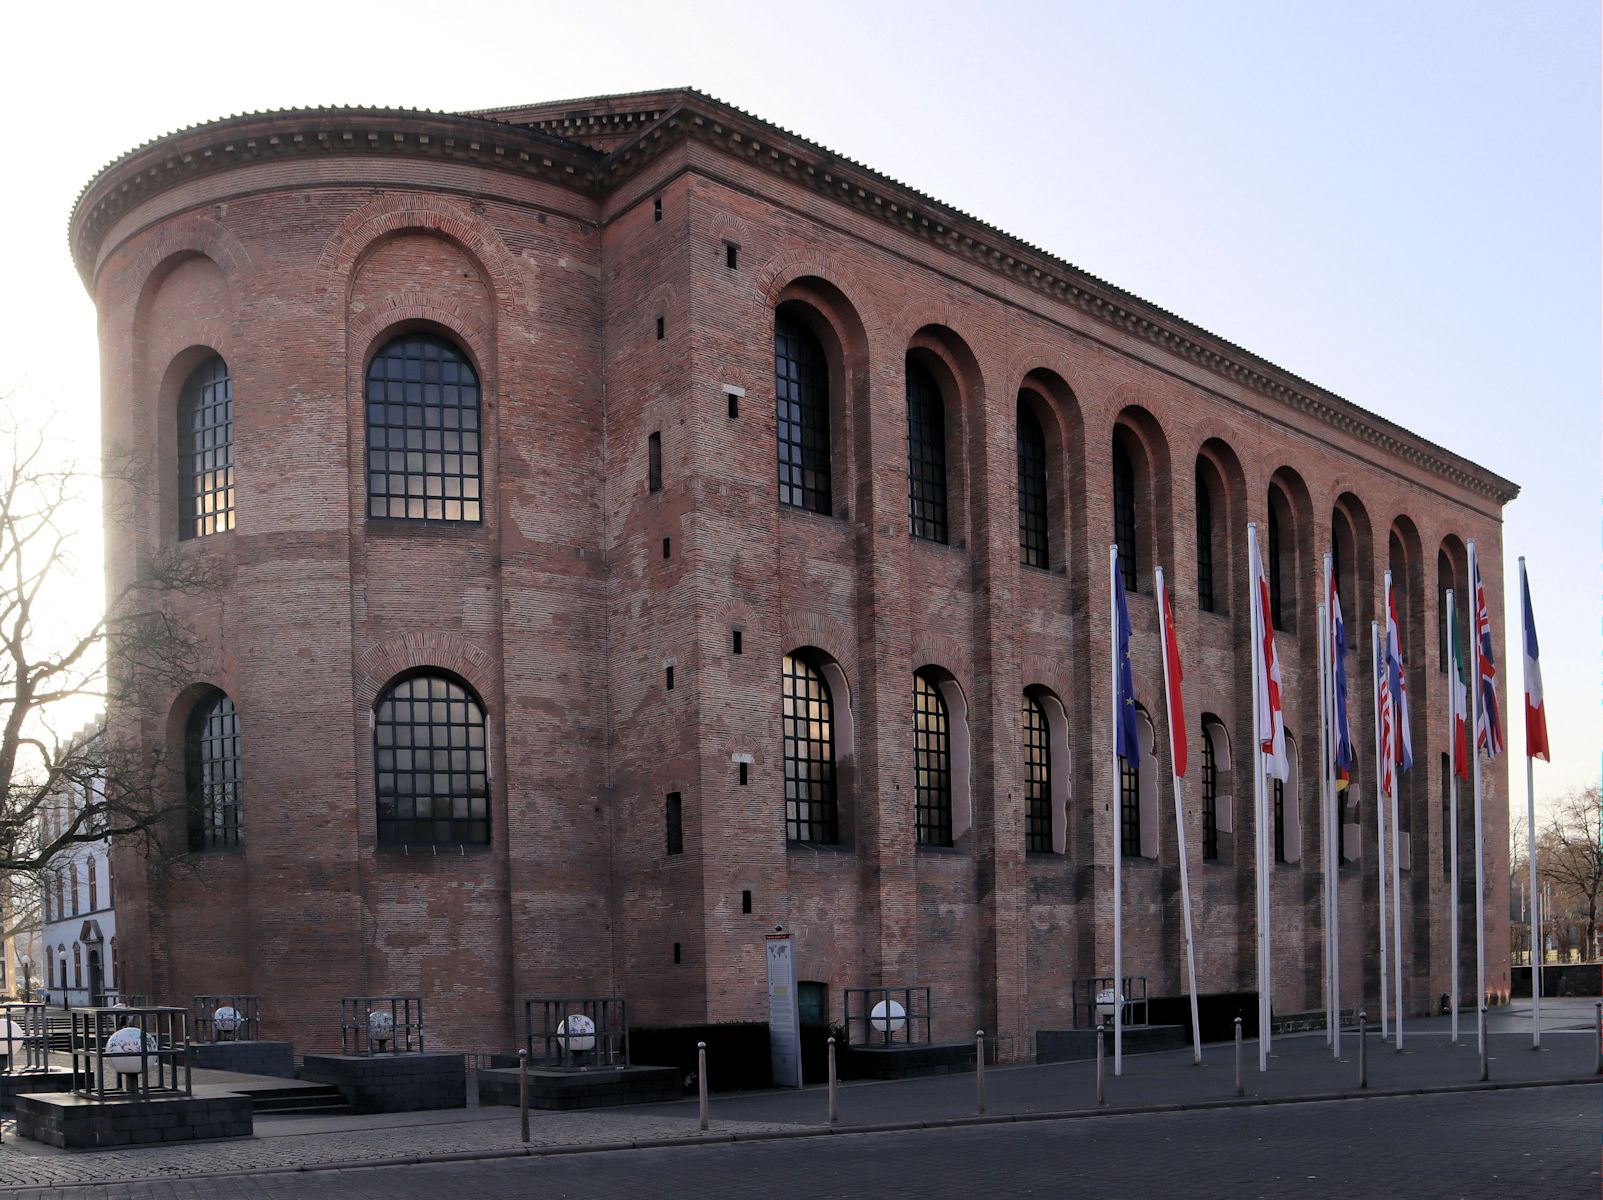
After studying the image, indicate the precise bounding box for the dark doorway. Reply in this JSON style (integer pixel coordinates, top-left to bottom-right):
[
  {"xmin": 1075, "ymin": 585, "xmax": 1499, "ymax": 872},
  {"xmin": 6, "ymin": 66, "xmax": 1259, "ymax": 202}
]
[
  {"xmin": 87, "ymin": 950, "xmax": 103, "ymax": 1007},
  {"xmin": 798, "ymin": 980, "xmax": 829, "ymax": 1085}
]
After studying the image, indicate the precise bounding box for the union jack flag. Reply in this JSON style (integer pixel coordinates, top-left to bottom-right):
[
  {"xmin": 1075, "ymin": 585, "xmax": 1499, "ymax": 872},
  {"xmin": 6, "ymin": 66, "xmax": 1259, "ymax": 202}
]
[{"xmin": 1472, "ymin": 554, "xmax": 1503, "ymax": 760}]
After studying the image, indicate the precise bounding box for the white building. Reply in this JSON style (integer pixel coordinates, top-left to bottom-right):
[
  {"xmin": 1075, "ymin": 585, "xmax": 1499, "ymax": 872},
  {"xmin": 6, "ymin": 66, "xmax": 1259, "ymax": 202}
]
[{"xmin": 39, "ymin": 774, "xmax": 119, "ymax": 1008}]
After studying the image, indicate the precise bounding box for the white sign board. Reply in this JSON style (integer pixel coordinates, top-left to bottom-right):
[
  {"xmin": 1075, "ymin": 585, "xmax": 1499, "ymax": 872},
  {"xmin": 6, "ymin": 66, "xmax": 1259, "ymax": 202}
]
[{"xmin": 765, "ymin": 934, "xmax": 802, "ymax": 1088}]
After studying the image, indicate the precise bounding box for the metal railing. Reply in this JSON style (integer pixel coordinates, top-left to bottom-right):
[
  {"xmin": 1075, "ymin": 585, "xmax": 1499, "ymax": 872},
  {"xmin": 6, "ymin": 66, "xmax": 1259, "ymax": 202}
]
[
  {"xmin": 522, "ymin": 997, "xmax": 629, "ymax": 1069},
  {"xmin": 842, "ymin": 985, "xmax": 934, "ymax": 1047},
  {"xmin": 0, "ymin": 1003, "xmax": 50, "ymax": 1072},
  {"xmin": 1072, "ymin": 976, "xmax": 1149, "ymax": 1029},
  {"xmin": 69, "ymin": 1006, "xmax": 191, "ymax": 1100},
  {"xmin": 192, "ymin": 995, "xmax": 262, "ymax": 1043},
  {"xmin": 339, "ymin": 996, "xmax": 424, "ymax": 1055}
]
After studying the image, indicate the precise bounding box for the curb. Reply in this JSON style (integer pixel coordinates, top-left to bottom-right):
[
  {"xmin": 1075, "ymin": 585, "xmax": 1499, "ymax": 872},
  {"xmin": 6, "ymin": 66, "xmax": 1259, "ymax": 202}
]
[{"xmin": 1, "ymin": 1074, "xmax": 1598, "ymax": 1191}]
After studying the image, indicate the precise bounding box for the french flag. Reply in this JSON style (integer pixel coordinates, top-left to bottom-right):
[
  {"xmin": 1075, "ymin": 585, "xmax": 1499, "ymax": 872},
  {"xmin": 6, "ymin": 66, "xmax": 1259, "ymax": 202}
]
[{"xmin": 1521, "ymin": 561, "xmax": 1549, "ymax": 762}]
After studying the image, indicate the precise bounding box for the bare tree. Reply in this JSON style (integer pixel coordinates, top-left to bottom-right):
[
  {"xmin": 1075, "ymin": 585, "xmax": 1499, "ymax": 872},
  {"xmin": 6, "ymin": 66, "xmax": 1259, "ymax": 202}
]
[
  {"xmin": 1538, "ymin": 786, "xmax": 1603, "ymax": 962},
  {"xmin": 0, "ymin": 403, "xmax": 210, "ymax": 945}
]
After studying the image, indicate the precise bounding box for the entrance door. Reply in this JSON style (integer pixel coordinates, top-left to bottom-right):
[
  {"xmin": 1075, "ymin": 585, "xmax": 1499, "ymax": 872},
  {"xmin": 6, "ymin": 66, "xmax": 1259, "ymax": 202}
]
[
  {"xmin": 87, "ymin": 950, "xmax": 103, "ymax": 1007},
  {"xmin": 797, "ymin": 981, "xmax": 829, "ymax": 1085}
]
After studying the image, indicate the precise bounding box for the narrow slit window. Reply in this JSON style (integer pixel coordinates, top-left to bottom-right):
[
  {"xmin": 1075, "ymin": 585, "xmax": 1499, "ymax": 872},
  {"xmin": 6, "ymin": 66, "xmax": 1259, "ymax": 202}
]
[
  {"xmin": 666, "ymin": 666, "xmax": 675, "ymax": 691},
  {"xmin": 725, "ymin": 244, "xmax": 739, "ymax": 270},
  {"xmin": 648, "ymin": 432, "xmax": 662, "ymax": 493},
  {"xmin": 655, "ymin": 316, "xmax": 665, "ymax": 340},
  {"xmin": 653, "ymin": 196, "xmax": 662, "ymax": 222},
  {"xmin": 732, "ymin": 630, "xmax": 743, "ymax": 654},
  {"xmin": 666, "ymin": 792, "xmax": 683, "ymax": 856}
]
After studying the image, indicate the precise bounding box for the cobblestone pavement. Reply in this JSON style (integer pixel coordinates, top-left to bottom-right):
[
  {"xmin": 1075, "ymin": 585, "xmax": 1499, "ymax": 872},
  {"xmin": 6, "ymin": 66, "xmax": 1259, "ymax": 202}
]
[{"xmin": 0, "ymin": 1085, "xmax": 1595, "ymax": 1199}]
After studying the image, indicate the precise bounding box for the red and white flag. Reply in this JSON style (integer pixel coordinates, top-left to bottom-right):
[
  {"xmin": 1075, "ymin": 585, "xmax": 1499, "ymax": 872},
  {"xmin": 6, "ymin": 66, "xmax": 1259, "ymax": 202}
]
[
  {"xmin": 1160, "ymin": 576, "xmax": 1188, "ymax": 777},
  {"xmin": 1448, "ymin": 596, "xmax": 1470, "ymax": 780},
  {"xmin": 1521, "ymin": 561, "xmax": 1549, "ymax": 762},
  {"xmin": 1249, "ymin": 533, "xmax": 1289, "ymax": 781}
]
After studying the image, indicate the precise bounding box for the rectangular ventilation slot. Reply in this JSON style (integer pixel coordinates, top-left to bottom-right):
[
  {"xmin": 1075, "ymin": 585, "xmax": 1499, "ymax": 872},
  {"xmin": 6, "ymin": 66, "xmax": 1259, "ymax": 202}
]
[
  {"xmin": 654, "ymin": 196, "xmax": 662, "ymax": 222},
  {"xmin": 666, "ymin": 792, "xmax": 683, "ymax": 856},
  {"xmin": 648, "ymin": 432, "xmax": 662, "ymax": 493},
  {"xmin": 666, "ymin": 666, "xmax": 675, "ymax": 691},
  {"xmin": 662, "ymin": 537, "xmax": 671, "ymax": 559},
  {"xmin": 727, "ymin": 393, "xmax": 739, "ymax": 419},
  {"xmin": 738, "ymin": 762, "xmax": 749, "ymax": 786},
  {"xmin": 672, "ymin": 942, "xmax": 682, "ymax": 964},
  {"xmin": 725, "ymin": 243, "xmax": 739, "ymax": 270},
  {"xmin": 732, "ymin": 630, "xmax": 743, "ymax": 655},
  {"xmin": 741, "ymin": 889, "xmax": 752, "ymax": 914},
  {"xmin": 655, "ymin": 316, "xmax": 665, "ymax": 340}
]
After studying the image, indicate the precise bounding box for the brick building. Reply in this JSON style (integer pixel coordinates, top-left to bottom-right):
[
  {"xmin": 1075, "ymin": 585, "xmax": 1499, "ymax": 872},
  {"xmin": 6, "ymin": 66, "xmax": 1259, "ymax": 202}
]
[{"xmin": 69, "ymin": 90, "xmax": 1515, "ymax": 1058}]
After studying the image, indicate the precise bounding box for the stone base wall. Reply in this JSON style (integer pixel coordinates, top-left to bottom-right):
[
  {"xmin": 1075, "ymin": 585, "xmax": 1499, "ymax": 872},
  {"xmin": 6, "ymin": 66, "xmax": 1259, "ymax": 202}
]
[
  {"xmin": 0, "ymin": 1071, "xmax": 74, "ymax": 1111},
  {"xmin": 14, "ymin": 1092, "xmax": 252, "ymax": 1149},
  {"xmin": 478, "ymin": 1064, "xmax": 680, "ymax": 1110},
  {"xmin": 187, "ymin": 1041, "xmax": 296, "ymax": 1078},
  {"xmin": 841, "ymin": 1043, "xmax": 976, "ymax": 1080},
  {"xmin": 300, "ymin": 1052, "xmax": 465, "ymax": 1113}
]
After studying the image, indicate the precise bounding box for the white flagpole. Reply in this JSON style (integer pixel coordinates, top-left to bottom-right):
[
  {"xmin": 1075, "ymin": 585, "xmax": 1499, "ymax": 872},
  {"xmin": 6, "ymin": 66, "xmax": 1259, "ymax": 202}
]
[
  {"xmin": 1248, "ymin": 522, "xmax": 1270, "ymax": 1071},
  {"xmin": 1385, "ymin": 573, "xmax": 1405, "ymax": 1051},
  {"xmin": 1520, "ymin": 557, "xmax": 1540, "ymax": 1050},
  {"xmin": 1324, "ymin": 553, "xmax": 1342, "ymax": 1061},
  {"xmin": 1156, "ymin": 567, "xmax": 1202, "ymax": 1065},
  {"xmin": 1468, "ymin": 540, "xmax": 1486, "ymax": 1057},
  {"xmin": 1372, "ymin": 620, "xmax": 1390, "ymax": 1039},
  {"xmin": 1318, "ymin": 600, "xmax": 1333, "ymax": 1049},
  {"xmin": 1447, "ymin": 588, "xmax": 1460, "ymax": 1044},
  {"xmin": 1109, "ymin": 543, "xmax": 1124, "ymax": 1077}
]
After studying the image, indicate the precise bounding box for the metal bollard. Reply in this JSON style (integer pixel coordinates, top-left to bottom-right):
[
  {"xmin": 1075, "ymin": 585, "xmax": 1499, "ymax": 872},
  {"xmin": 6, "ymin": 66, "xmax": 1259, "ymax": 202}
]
[
  {"xmin": 697, "ymin": 1041, "xmax": 709, "ymax": 1131},
  {"xmin": 1233, "ymin": 1017, "xmax": 1244, "ymax": 1097},
  {"xmin": 1096, "ymin": 1022, "xmax": 1106, "ymax": 1106},
  {"xmin": 1479, "ymin": 1009, "xmax": 1489, "ymax": 1082},
  {"xmin": 518, "ymin": 1048, "xmax": 529, "ymax": 1144},
  {"xmin": 974, "ymin": 1030, "xmax": 986, "ymax": 1115},
  {"xmin": 827, "ymin": 1037, "xmax": 839, "ymax": 1125},
  {"xmin": 1595, "ymin": 1002, "xmax": 1602, "ymax": 1076},
  {"xmin": 1357, "ymin": 1012, "xmax": 1368, "ymax": 1090}
]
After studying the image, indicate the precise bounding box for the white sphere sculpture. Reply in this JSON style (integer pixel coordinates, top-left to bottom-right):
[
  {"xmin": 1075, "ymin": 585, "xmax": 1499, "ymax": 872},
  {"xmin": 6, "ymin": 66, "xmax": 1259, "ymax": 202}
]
[
  {"xmin": 869, "ymin": 999, "xmax": 907, "ymax": 1034},
  {"xmin": 105, "ymin": 1027, "xmax": 158, "ymax": 1074},
  {"xmin": 1094, "ymin": 989, "xmax": 1124, "ymax": 1023},
  {"xmin": 557, "ymin": 1014, "xmax": 597, "ymax": 1053},
  {"xmin": 0, "ymin": 1019, "xmax": 23, "ymax": 1047},
  {"xmin": 213, "ymin": 1006, "xmax": 242, "ymax": 1035},
  {"xmin": 367, "ymin": 1010, "xmax": 395, "ymax": 1044}
]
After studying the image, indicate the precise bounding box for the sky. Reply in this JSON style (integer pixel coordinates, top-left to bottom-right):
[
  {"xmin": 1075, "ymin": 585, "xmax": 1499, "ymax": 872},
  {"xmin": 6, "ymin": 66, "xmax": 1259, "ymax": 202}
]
[{"xmin": 1, "ymin": 0, "xmax": 1596, "ymax": 816}]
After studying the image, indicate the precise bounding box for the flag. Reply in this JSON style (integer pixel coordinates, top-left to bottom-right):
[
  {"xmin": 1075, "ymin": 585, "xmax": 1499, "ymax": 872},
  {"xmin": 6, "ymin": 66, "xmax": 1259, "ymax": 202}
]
[
  {"xmin": 1472, "ymin": 554, "xmax": 1503, "ymax": 759},
  {"xmin": 1376, "ymin": 631, "xmax": 1396, "ymax": 801},
  {"xmin": 1329, "ymin": 569, "xmax": 1353, "ymax": 779},
  {"xmin": 1249, "ymin": 531, "xmax": 1289, "ymax": 781},
  {"xmin": 1384, "ymin": 575, "xmax": 1414, "ymax": 772},
  {"xmin": 1160, "ymin": 576, "xmax": 1187, "ymax": 776},
  {"xmin": 1521, "ymin": 562, "xmax": 1549, "ymax": 762},
  {"xmin": 1449, "ymin": 596, "xmax": 1470, "ymax": 780},
  {"xmin": 1114, "ymin": 548, "xmax": 1141, "ymax": 768}
]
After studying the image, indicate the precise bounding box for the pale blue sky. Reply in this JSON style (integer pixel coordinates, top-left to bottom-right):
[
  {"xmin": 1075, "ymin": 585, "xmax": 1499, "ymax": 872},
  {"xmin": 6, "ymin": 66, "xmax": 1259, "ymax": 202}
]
[{"xmin": 2, "ymin": 0, "xmax": 1595, "ymax": 808}]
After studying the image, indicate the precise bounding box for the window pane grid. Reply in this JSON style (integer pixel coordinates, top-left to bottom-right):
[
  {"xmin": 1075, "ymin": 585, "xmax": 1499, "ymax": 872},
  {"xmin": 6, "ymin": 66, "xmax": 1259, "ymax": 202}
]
[
  {"xmin": 186, "ymin": 693, "xmax": 241, "ymax": 851},
  {"xmin": 914, "ymin": 674, "xmax": 953, "ymax": 846},
  {"xmin": 374, "ymin": 674, "xmax": 490, "ymax": 846},
  {"xmin": 906, "ymin": 362, "xmax": 949, "ymax": 543},
  {"xmin": 1120, "ymin": 758, "xmax": 1140, "ymax": 856},
  {"xmin": 1024, "ymin": 697, "xmax": 1051, "ymax": 853},
  {"xmin": 179, "ymin": 356, "xmax": 235, "ymax": 539},
  {"xmin": 775, "ymin": 315, "xmax": 832, "ymax": 515},
  {"xmin": 365, "ymin": 335, "xmax": 483, "ymax": 523},
  {"xmin": 1195, "ymin": 467, "xmax": 1215, "ymax": 612},
  {"xmin": 1201, "ymin": 730, "xmax": 1219, "ymax": 860},
  {"xmin": 783, "ymin": 654, "xmax": 838, "ymax": 844},
  {"xmin": 1113, "ymin": 442, "xmax": 1137, "ymax": 589},
  {"xmin": 1017, "ymin": 404, "xmax": 1049, "ymax": 569}
]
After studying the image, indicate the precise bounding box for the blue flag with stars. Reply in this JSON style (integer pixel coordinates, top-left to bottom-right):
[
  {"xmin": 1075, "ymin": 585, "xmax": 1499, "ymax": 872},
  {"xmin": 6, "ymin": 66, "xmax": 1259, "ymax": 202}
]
[{"xmin": 1113, "ymin": 548, "xmax": 1141, "ymax": 769}]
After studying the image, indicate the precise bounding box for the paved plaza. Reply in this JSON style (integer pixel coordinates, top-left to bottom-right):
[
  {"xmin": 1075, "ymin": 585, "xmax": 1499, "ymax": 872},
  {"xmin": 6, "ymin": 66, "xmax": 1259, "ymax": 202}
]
[{"xmin": 0, "ymin": 1000, "xmax": 1592, "ymax": 1195}]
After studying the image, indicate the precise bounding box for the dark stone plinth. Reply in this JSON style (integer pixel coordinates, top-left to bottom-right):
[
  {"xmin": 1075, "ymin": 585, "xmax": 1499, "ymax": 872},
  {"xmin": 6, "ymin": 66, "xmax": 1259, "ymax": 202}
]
[
  {"xmin": 1512, "ymin": 963, "xmax": 1603, "ymax": 998},
  {"xmin": 0, "ymin": 1071, "xmax": 74, "ymax": 1111},
  {"xmin": 15, "ymin": 1091, "xmax": 252, "ymax": 1149},
  {"xmin": 844, "ymin": 1042, "xmax": 976, "ymax": 1080},
  {"xmin": 1035, "ymin": 1024, "xmax": 1189, "ymax": 1064},
  {"xmin": 187, "ymin": 1040, "xmax": 296, "ymax": 1078},
  {"xmin": 299, "ymin": 1052, "xmax": 465, "ymax": 1114},
  {"xmin": 478, "ymin": 1064, "xmax": 681, "ymax": 1110}
]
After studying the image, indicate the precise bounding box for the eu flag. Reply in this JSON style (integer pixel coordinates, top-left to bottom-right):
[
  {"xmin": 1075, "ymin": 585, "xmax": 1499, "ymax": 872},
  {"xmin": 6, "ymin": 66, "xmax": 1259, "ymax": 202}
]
[{"xmin": 1114, "ymin": 548, "xmax": 1141, "ymax": 768}]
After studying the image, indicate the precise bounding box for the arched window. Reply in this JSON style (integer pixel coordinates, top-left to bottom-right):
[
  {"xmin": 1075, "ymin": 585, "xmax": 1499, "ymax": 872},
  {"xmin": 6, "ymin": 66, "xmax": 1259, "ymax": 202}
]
[
  {"xmin": 365, "ymin": 333, "xmax": 482, "ymax": 523},
  {"xmin": 45, "ymin": 947, "xmax": 54, "ymax": 990},
  {"xmin": 185, "ymin": 691, "xmax": 242, "ymax": 851},
  {"xmin": 1112, "ymin": 440, "xmax": 1137, "ymax": 589},
  {"xmin": 1195, "ymin": 463, "xmax": 1215, "ymax": 612},
  {"xmin": 87, "ymin": 859, "xmax": 97, "ymax": 910},
  {"xmin": 72, "ymin": 943, "xmax": 82, "ymax": 989},
  {"xmin": 374, "ymin": 672, "xmax": 490, "ymax": 846},
  {"xmin": 57, "ymin": 945, "xmax": 66, "ymax": 990},
  {"xmin": 906, "ymin": 360, "xmax": 949, "ymax": 543},
  {"xmin": 1023, "ymin": 695, "xmax": 1052, "ymax": 853},
  {"xmin": 55, "ymin": 872, "xmax": 64, "ymax": 920},
  {"xmin": 69, "ymin": 864, "xmax": 79, "ymax": 916},
  {"xmin": 178, "ymin": 355, "xmax": 235, "ymax": 539},
  {"xmin": 775, "ymin": 313, "xmax": 832, "ymax": 515},
  {"xmin": 913, "ymin": 671, "xmax": 953, "ymax": 846},
  {"xmin": 1201, "ymin": 725, "xmax": 1219, "ymax": 861},
  {"xmin": 1437, "ymin": 549, "xmax": 1454, "ymax": 672},
  {"xmin": 783, "ymin": 653, "xmax": 838, "ymax": 844},
  {"xmin": 1017, "ymin": 402, "xmax": 1048, "ymax": 569}
]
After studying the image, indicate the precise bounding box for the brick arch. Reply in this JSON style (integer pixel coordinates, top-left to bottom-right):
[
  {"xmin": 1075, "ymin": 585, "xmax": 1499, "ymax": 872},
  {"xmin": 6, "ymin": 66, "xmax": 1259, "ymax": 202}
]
[
  {"xmin": 348, "ymin": 297, "xmax": 496, "ymax": 385},
  {"xmin": 316, "ymin": 194, "xmax": 522, "ymax": 309},
  {"xmin": 1005, "ymin": 343, "xmax": 1087, "ymax": 399},
  {"xmin": 354, "ymin": 633, "xmax": 499, "ymax": 710},
  {"xmin": 110, "ymin": 214, "xmax": 252, "ymax": 314},
  {"xmin": 911, "ymin": 631, "xmax": 970, "ymax": 679},
  {"xmin": 1020, "ymin": 653, "xmax": 1073, "ymax": 701},
  {"xmin": 779, "ymin": 608, "xmax": 857, "ymax": 691},
  {"xmin": 707, "ymin": 211, "xmax": 754, "ymax": 252},
  {"xmin": 757, "ymin": 249, "xmax": 882, "ymax": 333}
]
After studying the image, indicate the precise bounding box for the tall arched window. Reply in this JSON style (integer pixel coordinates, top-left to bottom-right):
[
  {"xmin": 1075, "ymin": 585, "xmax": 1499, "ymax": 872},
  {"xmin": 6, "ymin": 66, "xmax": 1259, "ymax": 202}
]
[
  {"xmin": 1201, "ymin": 725, "xmax": 1219, "ymax": 861},
  {"xmin": 783, "ymin": 653, "xmax": 838, "ymax": 844},
  {"xmin": 1017, "ymin": 402, "xmax": 1048, "ymax": 569},
  {"xmin": 72, "ymin": 943, "xmax": 82, "ymax": 989},
  {"xmin": 913, "ymin": 671, "xmax": 953, "ymax": 846},
  {"xmin": 365, "ymin": 333, "xmax": 482, "ymax": 523},
  {"xmin": 45, "ymin": 947, "xmax": 54, "ymax": 991},
  {"xmin": 906, "ymin": 360, "xmax": 949, "ymax": 543},
  {"xmin": 1112, "ymin": 440, "xmax": 1137, "ymax": 589},
  {"xmin": 185, "ymin": 690, "xmax": 242, "ymax": 851},
  {"xmin": 87, "ymin": 859, "xmax": 97, "ymax": 910},
  {"xmin": 55, "ymin": 873, "xmax": 64, "ymax": 920},
  {"xmin": 178, "ymin": 355, "xmax": 235, "ymax": 539},
  {"xmin": 775, "ymin": 313, "xmax": 832, "ymax": 515},
  {"xmin": 1437, "ymin": 549, "xmax": 1454, "ymax": 672},
  {"xmin": 374, "ymin": 672, "xmax": 489, "ymax": 846},
  {"xmin": 69, "ymin": 864, "xmax": 79, "ymax": 916},
  {"xmin": 1023, "ymin": 695, "xmax": 1051, "ymax": 853},
  {"xmin": 1195, "ymin": 463, "xmax": 1215, "ymax": 612}
]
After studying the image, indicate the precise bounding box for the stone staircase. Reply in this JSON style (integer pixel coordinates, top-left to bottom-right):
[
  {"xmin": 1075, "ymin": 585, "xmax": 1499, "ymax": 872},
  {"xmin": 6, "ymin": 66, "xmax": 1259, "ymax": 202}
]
[{"xmin": 239, "ymin": 1082, "xmax": 352, "ymax": 1117}]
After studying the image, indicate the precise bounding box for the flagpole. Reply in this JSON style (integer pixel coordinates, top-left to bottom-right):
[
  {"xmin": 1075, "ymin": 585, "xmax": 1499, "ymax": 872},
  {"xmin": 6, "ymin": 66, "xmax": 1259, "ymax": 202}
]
[
  {"xmin": 1248, "ymin": 522, "xmax": 1270, "ymax": 1072},
  {"xmin": 1384, "ymin": 572, "xmax": 1405, "ymax": 1051},
  {"xmin": 1156, "ymin": 567, "xmax": 1202, "ymax": 1065},
  {"xmin": 1109, "ymin": 543, "xmax": 1124, "ymax": 1077},
  {"xmin": 1520, "ymin": 557, "xmax": 1540, "ymax": 1050},
  {"xmin": 1468, "ymin": 540, "xmax": 1486, "ymax": 1057},
  {"xmin": 1372, "ymin": 620, "xmax": 1390, "ymax": 1039},
  {"xmin": 1447, "ymin": 588, "xmax": 1460, "ymax": 1044},
  {"xmin": 1317, "ymin": 599, "xmax": 1334, "ymax": 1050},
  {"xmin": 1324, "ymin": 554, "xmax": 1342, "ymax": 1060}
]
